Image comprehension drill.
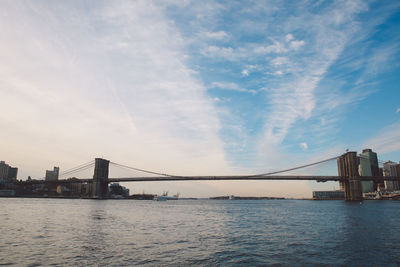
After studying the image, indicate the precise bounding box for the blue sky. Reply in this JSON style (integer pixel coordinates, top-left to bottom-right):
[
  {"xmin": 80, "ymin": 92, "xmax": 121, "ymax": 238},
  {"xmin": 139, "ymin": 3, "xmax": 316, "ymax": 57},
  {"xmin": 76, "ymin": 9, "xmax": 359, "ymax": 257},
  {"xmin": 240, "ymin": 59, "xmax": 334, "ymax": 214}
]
[
  {"xmin": 0, "ymin": 0, "xmax": 399, "ymax": 197},
  {"xmin": 164, "ymin": 0, "xmax": 400, "ymax": 167}
]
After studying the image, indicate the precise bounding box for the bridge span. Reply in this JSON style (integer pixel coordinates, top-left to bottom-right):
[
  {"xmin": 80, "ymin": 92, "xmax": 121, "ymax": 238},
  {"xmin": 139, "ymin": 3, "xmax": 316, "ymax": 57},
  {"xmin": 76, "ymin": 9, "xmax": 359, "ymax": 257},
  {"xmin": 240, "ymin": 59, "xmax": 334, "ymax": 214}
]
[
  {"xmin": 107, "ymin": 175, "xmax": 399, "ymax": 183},
  {"xmin": 25, "ymin": 175, "xmax": 400, "ymax": 184}
]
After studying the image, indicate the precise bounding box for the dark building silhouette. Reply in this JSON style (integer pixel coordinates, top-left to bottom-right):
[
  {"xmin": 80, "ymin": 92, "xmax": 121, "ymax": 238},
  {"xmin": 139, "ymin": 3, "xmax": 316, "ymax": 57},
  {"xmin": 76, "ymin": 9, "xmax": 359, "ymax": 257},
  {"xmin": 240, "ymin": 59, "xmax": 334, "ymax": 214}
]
[
  {"xmin": 383, "ymin": 161, "xmax": 399, "ymax": 191},
  {"xmin": 109, "ymin": 183, "xmax": 129, "ymax": 198},
  {"xmin": 313, "ymin": 190, "xmax": 345, "ymax": 200},
  {"xmin": 0, "ymin": 161, "xmax": 18, "ymax": 183},
  {"xmin": 45, "ymin": 167, "xmax": 59, "ymax": 181},
  {"xmin": 396, "ymin": 163, "xmax": 400, "ymax": 181}
]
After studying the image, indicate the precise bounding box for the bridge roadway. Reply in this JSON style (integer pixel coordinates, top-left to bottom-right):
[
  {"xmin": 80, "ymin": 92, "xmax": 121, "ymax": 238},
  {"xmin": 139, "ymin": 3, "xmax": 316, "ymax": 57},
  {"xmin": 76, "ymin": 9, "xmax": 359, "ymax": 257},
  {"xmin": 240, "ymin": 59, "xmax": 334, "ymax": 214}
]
[
  {"xmin": 22, "ymin": 175, "xmax": 400, "ymax": 184},
  {"xmin": 109, "ymin": 175, "xmax": 400, "ymax": 182}
]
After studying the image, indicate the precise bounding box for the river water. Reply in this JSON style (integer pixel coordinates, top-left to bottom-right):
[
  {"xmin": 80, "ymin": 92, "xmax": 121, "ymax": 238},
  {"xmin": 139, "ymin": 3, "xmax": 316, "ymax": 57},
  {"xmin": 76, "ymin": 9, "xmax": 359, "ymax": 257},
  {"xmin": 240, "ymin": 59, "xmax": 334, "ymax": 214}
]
[{"xmin": 1, "ymin": 198, "xmax": 400, "ymax": 266}]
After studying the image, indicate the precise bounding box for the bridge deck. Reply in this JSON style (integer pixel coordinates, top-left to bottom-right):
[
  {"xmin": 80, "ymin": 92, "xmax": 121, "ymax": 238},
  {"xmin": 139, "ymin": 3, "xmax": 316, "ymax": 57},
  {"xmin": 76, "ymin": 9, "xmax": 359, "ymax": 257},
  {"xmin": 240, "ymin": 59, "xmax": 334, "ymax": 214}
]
[
  {"xmin": 109, "ymin": 175, "xmax": 343, "ymax": 182},
  {"xmin": 19, "ymin": 175, "xmax": 400, "ymax": 184}
]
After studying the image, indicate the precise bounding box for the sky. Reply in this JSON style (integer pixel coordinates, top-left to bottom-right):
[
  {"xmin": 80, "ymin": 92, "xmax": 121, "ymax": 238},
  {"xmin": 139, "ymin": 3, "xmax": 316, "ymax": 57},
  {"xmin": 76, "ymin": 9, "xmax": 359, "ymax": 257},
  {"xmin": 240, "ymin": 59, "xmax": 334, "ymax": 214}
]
[{"xmin": 0, "ymin": 0, "xmax": 399, "ymax": 198}]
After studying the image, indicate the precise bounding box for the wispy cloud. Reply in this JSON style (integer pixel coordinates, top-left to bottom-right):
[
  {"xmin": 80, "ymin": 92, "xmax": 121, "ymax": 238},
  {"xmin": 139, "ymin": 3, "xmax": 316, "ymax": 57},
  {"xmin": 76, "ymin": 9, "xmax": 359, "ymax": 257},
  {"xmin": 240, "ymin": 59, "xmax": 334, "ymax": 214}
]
[
  {"xmin": 254, "ymin": 41, "xmax": 288, "ymax": 54},
  {"xmin": 271, "ymin": 57, "xmax": 289, "ymax": 66},
  {"xmin": 200, "ymin": 34, "xmax": 305, "ymax": 61},
  {"xmin": 363, "ymin": 122, "xmax": 400, "ymax": 154},
  {"xmin": 357, "ymin": 42, "xmax": 400, "ymax": 84},
  {"xmin": 290, "ymin": 40, "xmax": 305, "ymax": 50},
  {"xmin": 202, "ymin": 31, "xmax": 229, "ymax": 40},
  {"xmin": 285, "ymin": 34, "xmax": 294, "ymax": 42},
  {"xmin": 210, "ymin": 82, "xmax": 256, "ymax": 94},
  {"xmin": 201, "ymin": 45, "xmax": 236, "ymax": 60},
  {"xmin": 300, "ymin": 142, "xmax": 308, "ymax": 151},
  {"xmin": 241, "ymin": 69, "xmax": 249, "ymax": 76},
  {"xmin": 258, "ymin": 1, "xmax": 376, "ymax": 152}
]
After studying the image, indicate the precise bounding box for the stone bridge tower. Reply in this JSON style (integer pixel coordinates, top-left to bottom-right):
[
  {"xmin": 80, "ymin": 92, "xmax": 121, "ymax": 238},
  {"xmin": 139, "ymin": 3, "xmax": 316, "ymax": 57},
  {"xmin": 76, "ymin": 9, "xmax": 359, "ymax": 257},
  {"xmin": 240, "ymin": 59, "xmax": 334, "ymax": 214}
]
[
  {"xmin": 337, "ymin": 152, "xmax": 363, "ymax": 201},
  {"xmin": 92, "ymin": 158, "xmax": 109, "ymax": 199}
]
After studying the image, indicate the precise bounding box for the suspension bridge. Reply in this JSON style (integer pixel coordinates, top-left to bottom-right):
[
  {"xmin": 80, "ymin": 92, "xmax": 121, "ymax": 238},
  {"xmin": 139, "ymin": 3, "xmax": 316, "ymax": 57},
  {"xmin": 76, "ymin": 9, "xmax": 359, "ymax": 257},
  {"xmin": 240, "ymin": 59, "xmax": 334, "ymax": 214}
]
[{"xmin": 21, "ymin": 151, "xmax": 400, "ymax": 201}]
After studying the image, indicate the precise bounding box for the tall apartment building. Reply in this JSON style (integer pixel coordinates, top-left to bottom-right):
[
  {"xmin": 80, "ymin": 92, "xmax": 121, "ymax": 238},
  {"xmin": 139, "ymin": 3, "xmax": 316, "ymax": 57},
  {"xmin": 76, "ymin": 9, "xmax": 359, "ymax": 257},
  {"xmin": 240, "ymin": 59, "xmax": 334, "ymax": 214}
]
[
  {"xmin": 45, "ymin": 167, "xmax": 59, "ymax": 181},
  {"xmin": 383, "ymin": 161, "xmax": 399, "ymax": 191},
  {"xmin": 358, "ymin": 155, "xmax": 374, "ymax": 193},
  {"xmin": 359, "ymin": 149, "xmax": 380, "ymax": 191},
  {"xmin": 0, "ymin": 161, "xmax": 18, "ymax": 183},
  {"xmin": 396, "ymin": 163, "xmax": 400, "ymax": 180}
]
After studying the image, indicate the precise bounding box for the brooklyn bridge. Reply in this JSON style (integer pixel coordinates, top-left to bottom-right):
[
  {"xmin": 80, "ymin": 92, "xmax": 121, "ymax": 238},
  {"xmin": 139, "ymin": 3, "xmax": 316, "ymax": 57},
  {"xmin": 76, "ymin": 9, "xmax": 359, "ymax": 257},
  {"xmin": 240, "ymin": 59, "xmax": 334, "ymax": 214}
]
[{"xmin": 18, "ymin": 150, "xmax": 400, "ymax": 201}]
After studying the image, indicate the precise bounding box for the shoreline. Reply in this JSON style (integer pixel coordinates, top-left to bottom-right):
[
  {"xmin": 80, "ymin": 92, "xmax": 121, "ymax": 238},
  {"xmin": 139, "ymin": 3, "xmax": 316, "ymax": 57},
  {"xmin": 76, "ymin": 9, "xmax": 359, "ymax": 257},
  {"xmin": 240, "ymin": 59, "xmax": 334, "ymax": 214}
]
[{"xmin": 1, "ymin": 195, "xmax": 399, "ymax": 201}]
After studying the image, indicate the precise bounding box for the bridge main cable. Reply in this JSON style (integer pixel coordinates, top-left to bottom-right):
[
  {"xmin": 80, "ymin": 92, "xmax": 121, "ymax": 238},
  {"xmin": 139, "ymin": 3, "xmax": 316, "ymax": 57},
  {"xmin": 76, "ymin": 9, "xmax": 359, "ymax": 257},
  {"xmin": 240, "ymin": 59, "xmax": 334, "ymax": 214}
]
[
  {"xmin": 109, "ymin": 162, "xmax": 180, "ymax": 177},
  {"xmin": 59, "ymin": 160, "xmax": 95, "ymax": 177},
  {"xmin": 110, "ymin": 155, "xmax": 339, "ymax": 179},
  {"xmin": 249, "ymin": 156, "xmax": 339, "ymax": 177}
]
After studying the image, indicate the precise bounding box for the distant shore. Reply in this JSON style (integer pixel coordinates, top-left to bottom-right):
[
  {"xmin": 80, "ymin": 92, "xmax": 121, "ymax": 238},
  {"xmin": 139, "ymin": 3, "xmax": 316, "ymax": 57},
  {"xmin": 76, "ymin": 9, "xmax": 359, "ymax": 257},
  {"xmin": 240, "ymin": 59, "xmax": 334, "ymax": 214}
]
[
  {"xmin": 0, "ymin": 194, "xmax": 289, "ymax": 200},
  {"xmin": 2, "ymin": 195, "xmax": 400, "ymax": 201}
]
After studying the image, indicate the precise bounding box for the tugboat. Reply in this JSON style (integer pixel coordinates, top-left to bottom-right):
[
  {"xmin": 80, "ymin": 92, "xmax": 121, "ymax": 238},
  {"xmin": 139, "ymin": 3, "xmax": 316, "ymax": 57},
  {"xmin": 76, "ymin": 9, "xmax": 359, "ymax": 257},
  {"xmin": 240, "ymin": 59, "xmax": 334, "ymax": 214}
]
[{"xmin": 154, "ymin": 191, "xmax": 179, "ymax": 201}]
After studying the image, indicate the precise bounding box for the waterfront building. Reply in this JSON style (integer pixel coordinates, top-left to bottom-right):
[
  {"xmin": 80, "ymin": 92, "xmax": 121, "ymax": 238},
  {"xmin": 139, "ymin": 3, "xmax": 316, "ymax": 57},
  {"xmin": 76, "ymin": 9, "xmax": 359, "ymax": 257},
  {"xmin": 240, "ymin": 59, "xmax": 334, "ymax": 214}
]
[
  {"xmin": 360, "ymin": 149, "xmax": 380, "ymax": 190},
  {"xmin": 383, "ymin": 161, "xmax": 399, "ymax": 191},
  {"xmin": 0, "ymin": 189, "xmax": 15, "ymax": 196},
  {"xmin": 0, "ymin": 161, "xmax": 18, "ymax": 183},
  {"xmin": 312, "ymin": 190, "xmax": 345, "ymax": 200},
  {"xmin": 45, "ymin": 167, "xmax": 59, "ymax": 181},
  {"xmin": 54, "ymin": 178, "xmax": 84, "ymax": 196},
  {"xmin": 67, "ymin": 178, "xmax": 83, "ymax": 196},
  {"xmin": 396, "ymin": 162, "xmax": 400, "ymax": 180},
  {"xmin": 56, "ymin": 185, "xmax": 70, "ymax": 195},
  {"xmin": 109, "ymin": 183, "xmax": 129, "ymax": 198}
]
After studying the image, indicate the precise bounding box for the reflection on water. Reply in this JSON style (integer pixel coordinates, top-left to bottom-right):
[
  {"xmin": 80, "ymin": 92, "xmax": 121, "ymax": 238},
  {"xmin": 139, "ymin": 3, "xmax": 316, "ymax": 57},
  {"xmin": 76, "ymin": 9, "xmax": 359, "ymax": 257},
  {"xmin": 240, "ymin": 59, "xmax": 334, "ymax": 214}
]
[{"xmin": 1, "ymin": 198, "xmax": 400, "ymax": 266}]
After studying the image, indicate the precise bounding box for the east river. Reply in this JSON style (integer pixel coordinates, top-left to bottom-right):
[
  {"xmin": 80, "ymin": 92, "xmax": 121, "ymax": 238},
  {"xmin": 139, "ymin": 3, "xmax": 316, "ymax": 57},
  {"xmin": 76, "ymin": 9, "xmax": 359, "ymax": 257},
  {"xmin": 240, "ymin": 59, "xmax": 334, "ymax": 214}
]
[{"xmin": 1, "ymin": 198, "xmax": 400, "ymax": 266}]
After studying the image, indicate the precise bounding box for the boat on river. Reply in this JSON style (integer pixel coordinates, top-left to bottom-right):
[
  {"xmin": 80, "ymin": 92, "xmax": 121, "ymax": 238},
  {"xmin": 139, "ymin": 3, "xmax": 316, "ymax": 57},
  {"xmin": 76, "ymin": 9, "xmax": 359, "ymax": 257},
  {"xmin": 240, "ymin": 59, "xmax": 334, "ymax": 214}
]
[{"xmin": 154, "ymin": 191, "xmax": 179, "ymax": 201}]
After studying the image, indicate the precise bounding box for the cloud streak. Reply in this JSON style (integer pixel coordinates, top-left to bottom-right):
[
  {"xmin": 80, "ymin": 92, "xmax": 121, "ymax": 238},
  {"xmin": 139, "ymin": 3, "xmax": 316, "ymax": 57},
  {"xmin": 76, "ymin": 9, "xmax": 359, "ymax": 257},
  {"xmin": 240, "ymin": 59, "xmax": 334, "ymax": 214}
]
[
  {"xmin": 202, "ymin": 31, "xmax": 229, "ymax": 40},
  {"xmin": 210, "ymin": 82, "xmax": 257, "ymax": 94}
]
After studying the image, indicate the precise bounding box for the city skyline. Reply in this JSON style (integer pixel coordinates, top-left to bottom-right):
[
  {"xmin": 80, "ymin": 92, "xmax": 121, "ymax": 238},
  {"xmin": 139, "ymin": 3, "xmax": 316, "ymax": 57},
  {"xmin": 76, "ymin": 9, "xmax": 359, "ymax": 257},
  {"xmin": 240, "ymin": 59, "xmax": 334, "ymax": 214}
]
[
  {"xmin": 2, "ymin": 147, "xmax": 399, "ymax": 199},
  {"xmin": 1, "ymin": 1, "xmax": 400, "ymax": 197}
]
